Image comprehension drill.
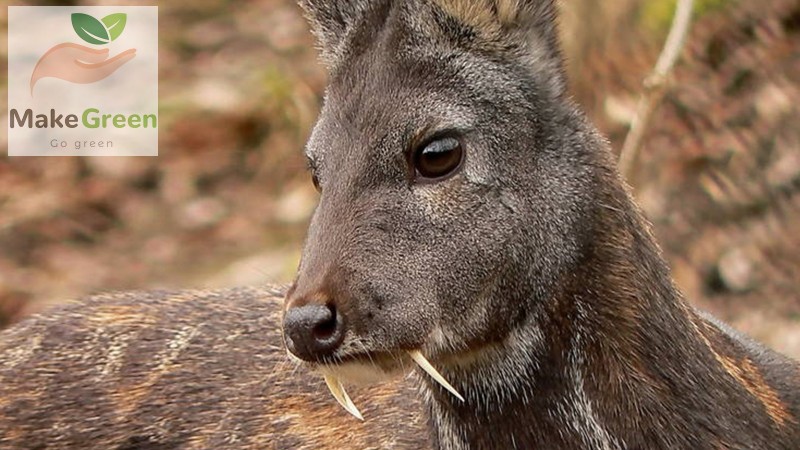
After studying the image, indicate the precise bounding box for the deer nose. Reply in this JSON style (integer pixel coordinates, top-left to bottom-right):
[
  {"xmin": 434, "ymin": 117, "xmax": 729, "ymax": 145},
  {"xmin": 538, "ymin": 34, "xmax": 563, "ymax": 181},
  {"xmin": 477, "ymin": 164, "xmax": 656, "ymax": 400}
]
[{"xmin": 283, "ymin": 303, "xmax": 345, "ymax": 361}]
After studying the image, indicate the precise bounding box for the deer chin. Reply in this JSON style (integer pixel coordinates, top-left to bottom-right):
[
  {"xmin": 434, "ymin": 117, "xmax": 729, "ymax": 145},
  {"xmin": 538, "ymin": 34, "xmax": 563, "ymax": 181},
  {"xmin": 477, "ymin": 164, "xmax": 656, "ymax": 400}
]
[
  {"xmin": 309, "ymin": 350, "xmax": 465, "ymax": 420},
  {"xmin": 319, "ymin": 354, "xmax": 403, "ymax": 385}
]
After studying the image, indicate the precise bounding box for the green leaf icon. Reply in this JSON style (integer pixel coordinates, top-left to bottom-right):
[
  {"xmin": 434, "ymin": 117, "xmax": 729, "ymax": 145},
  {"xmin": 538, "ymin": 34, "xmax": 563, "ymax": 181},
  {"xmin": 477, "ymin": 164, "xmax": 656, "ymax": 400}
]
[
  {"xmin": 101, "ymin": 13, "xmax": 127, "ymax": 42},
  {"xmin": 71, "ymin": 13, "xmax": 127, "ymax": 45},
  {"xmin": 71, "ymin": 13, "xmax": 110, "ymax": 45}
]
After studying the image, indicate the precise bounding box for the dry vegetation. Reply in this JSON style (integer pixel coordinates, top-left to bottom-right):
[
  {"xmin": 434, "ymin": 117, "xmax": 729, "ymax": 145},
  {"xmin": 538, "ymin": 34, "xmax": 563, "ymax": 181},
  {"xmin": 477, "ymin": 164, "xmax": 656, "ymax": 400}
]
[{"xmin": 1, "ymin": 0, "xmax": 798, "ymax": 356}]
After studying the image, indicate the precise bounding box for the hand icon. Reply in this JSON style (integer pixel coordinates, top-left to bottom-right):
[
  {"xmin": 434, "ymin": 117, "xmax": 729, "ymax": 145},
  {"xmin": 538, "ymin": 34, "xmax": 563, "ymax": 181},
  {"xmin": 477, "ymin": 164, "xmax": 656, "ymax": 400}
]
[{"xmin": 30, "ymin": 43, "xmax": 136, "ymax": 95}]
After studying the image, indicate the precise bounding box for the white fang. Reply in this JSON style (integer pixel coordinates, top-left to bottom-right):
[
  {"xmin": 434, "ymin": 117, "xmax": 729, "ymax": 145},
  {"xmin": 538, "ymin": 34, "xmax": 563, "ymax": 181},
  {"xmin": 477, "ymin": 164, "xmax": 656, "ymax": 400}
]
[
  {"xmin": 323, "ymin": 374, "xmax": 364, "ymax": 420},
  {"xmin": 409, "ymin": 350, "xmax": 465, "ymax": 402}
]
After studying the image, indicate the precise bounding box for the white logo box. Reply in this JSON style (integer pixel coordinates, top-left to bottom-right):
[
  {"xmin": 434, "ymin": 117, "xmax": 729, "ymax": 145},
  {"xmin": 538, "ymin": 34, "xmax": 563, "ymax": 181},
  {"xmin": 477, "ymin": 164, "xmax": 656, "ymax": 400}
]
[{"xmin": 7, "ymin": 6, "xmax": 158, "ymax": 156}]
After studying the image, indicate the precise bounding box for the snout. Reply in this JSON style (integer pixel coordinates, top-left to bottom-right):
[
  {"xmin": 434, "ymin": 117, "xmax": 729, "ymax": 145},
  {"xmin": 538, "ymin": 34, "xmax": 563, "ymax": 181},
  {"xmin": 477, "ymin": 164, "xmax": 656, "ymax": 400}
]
[{"xmin": 283, "ymin": 297, "xmax": 346, "ymax": 361}]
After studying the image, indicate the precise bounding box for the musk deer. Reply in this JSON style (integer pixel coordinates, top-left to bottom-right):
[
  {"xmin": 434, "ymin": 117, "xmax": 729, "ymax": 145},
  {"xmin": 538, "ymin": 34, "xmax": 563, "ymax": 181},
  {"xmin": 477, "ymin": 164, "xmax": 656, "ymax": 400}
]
[{"xmin": 2, "ymin": 0, "xmax": 799, "ymax": 449}]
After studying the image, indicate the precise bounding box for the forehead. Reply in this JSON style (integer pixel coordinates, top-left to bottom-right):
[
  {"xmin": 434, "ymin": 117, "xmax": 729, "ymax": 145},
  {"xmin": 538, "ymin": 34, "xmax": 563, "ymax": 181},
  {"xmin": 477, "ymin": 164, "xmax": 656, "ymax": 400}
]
[
  {"xmin": 304, "ymin": 2, "xmax": 531, "ymax": 174},
  {"xmin": 315, "ymin": 16, "xmax": 511, "ymax": 135},
  {"xmin": 309, "ymin": 46, "xmax": 462, "ymax": 158}
]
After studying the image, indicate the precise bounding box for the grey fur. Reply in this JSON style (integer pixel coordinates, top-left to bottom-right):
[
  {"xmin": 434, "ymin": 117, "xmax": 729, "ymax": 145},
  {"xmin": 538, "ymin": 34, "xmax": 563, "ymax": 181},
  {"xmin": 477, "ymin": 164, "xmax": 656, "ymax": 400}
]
[
  {"xmin": 0, "ymin": 1, "xmax": 798, "ymax": 449},
  {"xmin": 287, "ymin": 0, "xmax": 800, "ymax": 448}
]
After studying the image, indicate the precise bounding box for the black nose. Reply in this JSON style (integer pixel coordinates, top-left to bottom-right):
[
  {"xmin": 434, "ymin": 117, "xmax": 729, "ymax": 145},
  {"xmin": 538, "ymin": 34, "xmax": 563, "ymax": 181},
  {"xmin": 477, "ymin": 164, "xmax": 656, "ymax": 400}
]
[{"xmin": 283, "ymin": 303, "xmax": 345, "ymax": 361}]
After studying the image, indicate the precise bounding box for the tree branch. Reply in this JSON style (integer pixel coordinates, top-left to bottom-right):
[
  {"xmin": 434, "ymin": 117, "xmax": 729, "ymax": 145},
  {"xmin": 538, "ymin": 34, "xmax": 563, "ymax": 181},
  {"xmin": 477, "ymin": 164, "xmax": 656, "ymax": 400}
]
[{"xmin": 618, "ymin": 0, "xmax": 696, "ymax": 183}]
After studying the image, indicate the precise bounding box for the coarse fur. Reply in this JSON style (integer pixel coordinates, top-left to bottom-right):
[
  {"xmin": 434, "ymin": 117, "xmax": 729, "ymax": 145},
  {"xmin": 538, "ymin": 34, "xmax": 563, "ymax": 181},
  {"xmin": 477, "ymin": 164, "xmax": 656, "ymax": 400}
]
[
  {"xmin": 289, "ymin": 0, "xmax": 800, "ymax": 448},
  {"xmin": 0, "ymin": 288, "xmax": 428, "ymax": 449},
  {"xmin": 1, "ymin": 0, "xmax": 799, "ymax": 449}
]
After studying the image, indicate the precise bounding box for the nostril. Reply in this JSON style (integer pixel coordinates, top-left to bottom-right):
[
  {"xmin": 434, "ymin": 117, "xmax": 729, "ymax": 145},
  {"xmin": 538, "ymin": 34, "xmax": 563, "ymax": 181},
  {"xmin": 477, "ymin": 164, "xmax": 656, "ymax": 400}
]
[
  {"xmin": 283, "ymin": 302, "xmax": 346, "ymax": 361},
  {"xmin": 312, "ymin": 304, "xmax": 339, "ymax": 341}
]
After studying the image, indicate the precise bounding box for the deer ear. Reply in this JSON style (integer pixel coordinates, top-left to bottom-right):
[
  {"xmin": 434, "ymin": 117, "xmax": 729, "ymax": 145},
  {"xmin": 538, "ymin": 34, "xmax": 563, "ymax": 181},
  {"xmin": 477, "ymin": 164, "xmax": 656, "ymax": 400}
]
[
  {"xmin": 434, "ymin": 0, "xmax": 564, "ymax": 91},
  {"xmin": 298, "ymin": 0, "xmax": 370, "ymax": 64},
  {"xmin": 435, "ymin": 0, "xmax": 561, "ymax": 62}
]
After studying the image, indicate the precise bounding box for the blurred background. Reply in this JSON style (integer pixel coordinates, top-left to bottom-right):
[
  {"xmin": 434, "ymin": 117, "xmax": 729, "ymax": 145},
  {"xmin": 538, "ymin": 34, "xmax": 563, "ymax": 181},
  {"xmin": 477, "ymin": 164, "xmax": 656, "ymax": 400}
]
[{"xmin": 1, "ymin": 0, "xmax": 798, "ymax": 357}]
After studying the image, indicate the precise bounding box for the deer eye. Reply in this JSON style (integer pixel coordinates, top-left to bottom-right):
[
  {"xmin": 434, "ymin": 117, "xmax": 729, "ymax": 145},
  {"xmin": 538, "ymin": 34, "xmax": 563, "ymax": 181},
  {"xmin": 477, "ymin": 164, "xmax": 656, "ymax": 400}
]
[
  {"xmin": 307, "ymin": 157, "xmax": 322, "ymax": 192},
  {"xmin": 412, "ymin": 137, "xmax": 464, "ymax": 182},
  {"xmin": 311, "ymin": 173, "xmax": 321, "ymax": 192}
]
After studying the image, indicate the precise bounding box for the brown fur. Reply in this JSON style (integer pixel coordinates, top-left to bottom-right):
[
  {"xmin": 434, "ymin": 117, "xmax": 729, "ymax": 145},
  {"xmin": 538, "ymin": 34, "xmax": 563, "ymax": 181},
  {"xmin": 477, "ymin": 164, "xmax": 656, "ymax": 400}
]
[
  {"xmin": 0, "ymin": 288, "xmax": 428, "ymax": 449},
  {"xmin": 434, "ymin": 0, "xmax": 515, "ymax": 36},
  {"xmin": 696, "ymin": 318, "xmax": 795, "ymax": 428}
]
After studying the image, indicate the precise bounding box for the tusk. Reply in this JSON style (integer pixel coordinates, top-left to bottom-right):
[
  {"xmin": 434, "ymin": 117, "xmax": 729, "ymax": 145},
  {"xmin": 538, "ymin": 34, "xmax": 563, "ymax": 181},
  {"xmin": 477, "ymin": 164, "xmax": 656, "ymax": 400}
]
[
  {"xmin": 323, "ymin": 374, "xmax": 364, "ymax": 420},
  {"xmin": 409, "ymin": 350, "xmax": 465, "ymax": 402}
]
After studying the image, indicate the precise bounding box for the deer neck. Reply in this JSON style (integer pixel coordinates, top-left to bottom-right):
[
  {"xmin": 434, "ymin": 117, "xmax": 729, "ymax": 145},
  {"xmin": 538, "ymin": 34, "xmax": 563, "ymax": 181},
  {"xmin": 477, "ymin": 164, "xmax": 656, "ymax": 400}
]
[{"xmin": 421, "ymin": 188, "xmax": 726, "ymax": 450}]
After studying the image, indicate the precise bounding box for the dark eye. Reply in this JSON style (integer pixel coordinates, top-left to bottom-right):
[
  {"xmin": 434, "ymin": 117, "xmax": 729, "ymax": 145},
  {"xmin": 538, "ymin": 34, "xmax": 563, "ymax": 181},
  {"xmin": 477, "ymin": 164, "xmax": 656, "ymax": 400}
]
[
  {"xmin": 311, "ymin": 173, "xmax": 321, "ymax": 192},
  {"xmin": 412, "ymin": 137, "xmax": 464, "ymax": 181}
]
